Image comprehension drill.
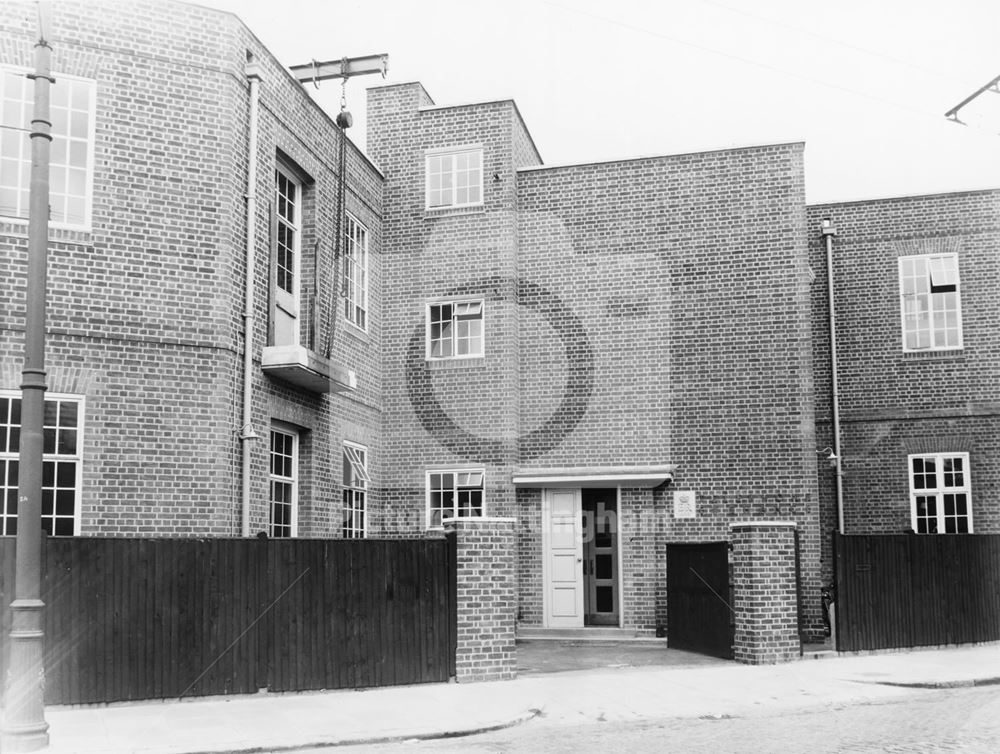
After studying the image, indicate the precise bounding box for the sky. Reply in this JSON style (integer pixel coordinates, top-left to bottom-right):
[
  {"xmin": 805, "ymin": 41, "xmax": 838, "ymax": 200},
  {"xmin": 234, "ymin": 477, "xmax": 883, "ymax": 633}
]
[{"xmin": 198, "ymin": 0, "xmax": 1000, "ymax": 205}]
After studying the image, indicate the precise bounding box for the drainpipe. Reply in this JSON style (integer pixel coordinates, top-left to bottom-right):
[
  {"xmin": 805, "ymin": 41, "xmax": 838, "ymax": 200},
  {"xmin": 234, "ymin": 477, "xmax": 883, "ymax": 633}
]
[
  {"xmin": 241, "ymin": 58, "xmax": 263, "ymax": 537},
  {"xmin": 821, "ymin": 218, "xmax": 845, "ymax": 535}
]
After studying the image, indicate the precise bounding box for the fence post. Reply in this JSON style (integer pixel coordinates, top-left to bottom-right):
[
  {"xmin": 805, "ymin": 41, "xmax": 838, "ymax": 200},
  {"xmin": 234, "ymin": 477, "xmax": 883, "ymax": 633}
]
[{"xmin": 445, "ymin": 530, "xmax": 457, "ymax": 679}]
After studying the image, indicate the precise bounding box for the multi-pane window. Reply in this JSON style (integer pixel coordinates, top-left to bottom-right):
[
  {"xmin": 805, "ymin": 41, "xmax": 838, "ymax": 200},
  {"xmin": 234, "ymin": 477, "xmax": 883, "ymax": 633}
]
[
  {"xmin": 425, "ymin": 147, "xmax": 482, "ymax": 209},
  {"xmin": 342, "ymin": 442, "xmax": 369, "ymax": 539},
  {"xmin": 427, "ymin": 470, "xmax": 484, "ymax": 528},
  {"xmin": 275, "ymin": 166, "xmax": 300, "ymax": 298},
  {"xmin": 0, "ymin": 393, "xmax": 82, "ymax": 537},
  {"xmin": 269, "ymin": 427, "xmax": 297, "ymax": 538},
  {"xmin": 344, "ymin": 215, "xmax": 369, "ymax": 331},
  {"xmin": 1, "ymin": 66, "xmax": 94, "ymax": 228},
  {"xmin": 899, "ymin": 254, "xmax": 962, "ymax": 351},
  {"xmin": 427, "ymin": 301, "xmax": 484, "ymax": 359},
  {"xmin": 910, "ymin": 453, "xmax": 972, "ymax": 534}
]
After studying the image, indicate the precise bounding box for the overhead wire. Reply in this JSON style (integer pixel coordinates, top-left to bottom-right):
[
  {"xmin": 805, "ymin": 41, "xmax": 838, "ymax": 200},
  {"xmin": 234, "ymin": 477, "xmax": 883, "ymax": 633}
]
[
  {"xmin": 695, "ymin": 0, "xmax": 977, "ymax": 88},
  {"xmin": 539, "ymin": 0, "xmax": 1000, "ymax": 135}
]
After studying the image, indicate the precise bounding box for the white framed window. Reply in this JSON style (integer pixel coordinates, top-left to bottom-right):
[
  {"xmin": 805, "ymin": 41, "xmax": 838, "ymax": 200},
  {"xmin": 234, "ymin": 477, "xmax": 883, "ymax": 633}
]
[
  {"xmin": 426, "ymin": 300, "xmax": 484, "ymax": 360},
  {"xmin": 342, "ymin": 441, "xmax": 369, "ymax": 539},
  {"xmin": 0, "ymin": 391, "xmax": 83, "ymax": 537},
  {"xmin": 0, "ymin": 65, "xmax": 96, "ymax": 229},
  {"xmin": 269, "ymin": 425, "xmax": 298, "ymax": 537},
  {"xmin": 425, "ymin": 146, "xmax": 483, "ymax": 209},
  {"xmin": 274, "ymin": 163, "xmax": 301, "ymax": 346},
  {"xmin": 426, "ymin": 469, "xmax": 484, "ymax": 529},
  {"xmin": 899, "ymin": 254, "xmax": 962, "ymax": 352},
  {"xmin": 909, "ymin": 453, "xmax": 972, "ymax": 534},
  {"xmin": 344, "ymin": 214, "xmax": 369, "ymax": 331}
]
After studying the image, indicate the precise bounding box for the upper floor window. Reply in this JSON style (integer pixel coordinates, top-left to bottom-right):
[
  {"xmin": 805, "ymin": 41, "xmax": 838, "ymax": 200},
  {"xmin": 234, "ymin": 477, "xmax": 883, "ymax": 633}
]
[
  {"xmin": 426, "ymin": 469, "xmax": 484, "ymax": 528},
  {"xmin": 425, "ymin": 147, "xmax": 482, "ymax": 209},
  {"xmin": 273, "ymin": 163, "xmax": 302, "ymax": 346},
  {"xmin": 899, "ymin": 254, "xmax": 962, "ymax": 352},
  {"xmin": 269, "ymin": 425, "xmax": 298, "ymax": 538},
  {"xmin": 342, "ymin": 441, "xmax": 369, "ymax": 539},
  {"xmin": 909, "ymin": 453, "xmax": 972, "ymax": 534},
  {"xmin": 0, "ymin": 66, "xmax": 95, "ymax": 229},
  {"xmin": 344, "ymin": 214, "xmax": 369, "ymax": 331},
  {"xmin": 426, "ymin": 300, "xmax": 484, "ymax": 360},
  {"xmin": 0, "ymin": 392, "xmax": 83, "ymax": 536}
]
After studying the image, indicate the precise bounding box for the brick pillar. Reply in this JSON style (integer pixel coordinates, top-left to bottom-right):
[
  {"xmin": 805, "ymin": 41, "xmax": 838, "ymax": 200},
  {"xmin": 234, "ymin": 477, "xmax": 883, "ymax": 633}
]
[
  {"xmin": 730, "ymin": 521, "xmax": 800, "ymax": 664},
  {"xmin": 446, "ymin": 517, "xmax": 517, "ymax": 682}
]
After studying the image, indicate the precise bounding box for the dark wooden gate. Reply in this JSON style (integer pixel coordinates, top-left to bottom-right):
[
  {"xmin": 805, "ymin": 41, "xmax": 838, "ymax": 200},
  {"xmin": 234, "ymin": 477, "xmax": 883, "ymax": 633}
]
[
  {"xmin": 666, "ymin": 542, "xmax": 733, "ymax": 659},
  {"xmin": 0, "ymin": 537, "xmax": 456, "ymax": 705},
  {"xmin": 835, "ymin": 534, "xmax": 1000, "ymax": 651}
]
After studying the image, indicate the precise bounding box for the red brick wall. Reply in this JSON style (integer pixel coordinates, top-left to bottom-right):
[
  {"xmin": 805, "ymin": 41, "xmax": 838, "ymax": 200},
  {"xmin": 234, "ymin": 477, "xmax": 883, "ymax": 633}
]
[
  {"xmin": 518, "ymin": 146, "xmax": 822, "ymax": 635},
  {"xmin": 366, "ymin": 84, "xmax": 526, "ymax": 537}
]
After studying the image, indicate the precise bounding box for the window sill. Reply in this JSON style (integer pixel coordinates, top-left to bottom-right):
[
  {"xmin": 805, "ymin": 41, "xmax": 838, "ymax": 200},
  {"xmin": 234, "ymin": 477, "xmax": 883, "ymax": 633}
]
[
  {"xmin": 901, "ymin": 349, "xmax": 965, "ymax": 363},
  {"xmin": 425, "ymin": 357, "xmax": 486, "ymax": 371},
  {"xmin": 0, "ymin": 220, "xmax": 93, "ymax": 245},
  {"xmin": 342, "ymin": 321, "xmax": 371, "ymax": 345},
  {"xmin": 423, "ymin": 205, "xmax": 486, "ymax": 219}
]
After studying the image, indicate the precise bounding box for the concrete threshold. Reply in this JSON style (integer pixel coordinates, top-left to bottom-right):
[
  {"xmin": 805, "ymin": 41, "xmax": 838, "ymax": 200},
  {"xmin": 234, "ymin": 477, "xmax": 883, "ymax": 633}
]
[{"xmin": 517, "ymin": 627, "xmax": 664, "ymax": 642}]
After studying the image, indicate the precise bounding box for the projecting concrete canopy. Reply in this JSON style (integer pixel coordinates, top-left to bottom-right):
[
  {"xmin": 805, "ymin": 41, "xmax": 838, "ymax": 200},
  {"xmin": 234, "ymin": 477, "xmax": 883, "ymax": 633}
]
[{"xmin": 511, "ymin": 465, "xmax": 675, "ymax": 489}]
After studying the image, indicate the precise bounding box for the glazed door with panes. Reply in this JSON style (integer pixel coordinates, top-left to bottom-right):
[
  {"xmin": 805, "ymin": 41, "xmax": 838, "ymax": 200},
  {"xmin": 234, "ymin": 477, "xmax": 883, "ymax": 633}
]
[
  {"xmin": 273, "ymin": 166, "xmax": 300, "ymax": 346},
  {"xmin": 583, "ymin": 489, "xmax": 619, "ymax": 626}
]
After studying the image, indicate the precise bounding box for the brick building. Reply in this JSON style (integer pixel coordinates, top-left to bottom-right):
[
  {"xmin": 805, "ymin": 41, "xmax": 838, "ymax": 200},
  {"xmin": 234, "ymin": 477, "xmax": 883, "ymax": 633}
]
[
  {"xmin": 1, "ymin": 0, "xmax": 383, "ymax": 540},
  {"xmin": 365, "ymin": 80, "xmax": 823, "ymax": 636},
  {"xmin": 809, "ymin": 191, "xmax": 1000, "ymax": 584},
  {"xmin": 1, "ymin": 0, "xmax": 996, "ymax": 653}
]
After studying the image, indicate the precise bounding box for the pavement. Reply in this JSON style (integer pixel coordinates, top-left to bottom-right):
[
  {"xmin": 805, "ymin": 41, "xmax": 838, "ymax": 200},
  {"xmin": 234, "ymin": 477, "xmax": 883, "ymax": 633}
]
[{"xmin": 11, "ymin": 642, "xmax": 1000, "ymax": 754}]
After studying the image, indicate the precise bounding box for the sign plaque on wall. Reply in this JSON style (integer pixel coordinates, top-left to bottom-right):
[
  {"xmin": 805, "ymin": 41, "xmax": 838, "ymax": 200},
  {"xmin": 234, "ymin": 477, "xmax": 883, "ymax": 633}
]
[{"xmin": 673, "ymin": 491, "xmax": 696, "ymax": 519}]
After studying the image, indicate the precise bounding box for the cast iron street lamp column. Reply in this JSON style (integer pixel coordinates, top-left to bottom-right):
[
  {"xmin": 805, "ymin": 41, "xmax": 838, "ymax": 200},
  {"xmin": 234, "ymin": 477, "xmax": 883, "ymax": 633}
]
[{"xmin": 1, "ymin": 3, "xmax": 53, "ymax": 750}]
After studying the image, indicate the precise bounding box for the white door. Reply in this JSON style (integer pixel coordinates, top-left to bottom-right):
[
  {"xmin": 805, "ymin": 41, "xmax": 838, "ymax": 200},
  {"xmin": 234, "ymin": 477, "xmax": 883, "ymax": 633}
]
[{"xmin": 542, "ymin": 488, "xmax": 583, "ymax": 628}]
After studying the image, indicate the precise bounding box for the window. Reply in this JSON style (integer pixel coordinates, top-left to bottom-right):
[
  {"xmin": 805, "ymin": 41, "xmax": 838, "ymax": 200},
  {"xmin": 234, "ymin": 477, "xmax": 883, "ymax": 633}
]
[
  {"xmin": 344, "ymin": 215, "xmax": 369, "ymax": 331},
  {"xmin": 342, "ymin": 441, "xmax": 369, "ymax": 538},
  {"xmin": 269, "ymin": 426, "xmax": 298, "ymax": 537},
  {"xmin": 273, "ymin": 164, "xmax": 301, "ymax": 346},
  {"xmin": 0, "ymin": 392, "xmax": 82, "ymax": 536},
  {"xmin": 427, "ymin": 470, "xmax": 484, "ymax": 528},
  {"xmin": 425, "ymin": 147, "xmax": 482, "ymax": 209},
  {"xmin": 899, "ymin": 254, "xmax": 962, "ymax": 351},
  {"xmin": 1, "ymin": 66, "xmax": 95, "ymax": 228},
  {"xmin": 909, "ymin": 453, "xmax": 972, "ymax": 534},
  {"xmin": 427, "ymin": 301, "xmax": 484, "ymax": 359}
]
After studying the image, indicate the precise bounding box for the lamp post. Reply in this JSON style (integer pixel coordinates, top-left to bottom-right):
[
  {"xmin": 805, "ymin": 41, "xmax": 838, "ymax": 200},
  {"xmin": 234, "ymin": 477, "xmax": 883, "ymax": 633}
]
[{"xmin": 1, "ymin": 2, "xmax": 53, "ymax": 750}]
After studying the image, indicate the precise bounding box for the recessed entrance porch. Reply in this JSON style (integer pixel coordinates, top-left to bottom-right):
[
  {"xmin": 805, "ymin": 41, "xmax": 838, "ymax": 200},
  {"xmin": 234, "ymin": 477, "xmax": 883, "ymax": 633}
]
[
  {"xmin": 512, "ymin": 465, "xmax": 674, "ymax": 634},
  {"xmin": 541, "ymin": 487, "xmax": 621, "ymax": 628}
]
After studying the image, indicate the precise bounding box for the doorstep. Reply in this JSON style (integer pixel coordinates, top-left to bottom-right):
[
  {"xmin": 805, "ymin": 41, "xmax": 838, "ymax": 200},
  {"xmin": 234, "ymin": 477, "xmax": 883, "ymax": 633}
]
[{"xmin": 516, "ymin": 626, "xmax": 665, "ymax": 642}]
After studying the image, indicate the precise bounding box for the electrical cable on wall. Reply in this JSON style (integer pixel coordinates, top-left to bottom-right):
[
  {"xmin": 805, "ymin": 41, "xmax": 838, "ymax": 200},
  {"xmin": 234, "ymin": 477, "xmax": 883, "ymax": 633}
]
[{"xmin": 326, "ymin": 75, "xmax": 351, "ymax": 359}]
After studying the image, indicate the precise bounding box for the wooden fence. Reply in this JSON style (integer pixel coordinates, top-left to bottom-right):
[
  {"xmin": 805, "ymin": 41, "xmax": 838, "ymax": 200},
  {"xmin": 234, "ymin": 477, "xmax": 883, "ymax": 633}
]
[
  {"xmin": 834, "ymin": 534, "xmax": 1000, "ymax": 652},
  {"xmin": 0, "ymin": 536, "xmax": 457, "ymax": 705}
]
